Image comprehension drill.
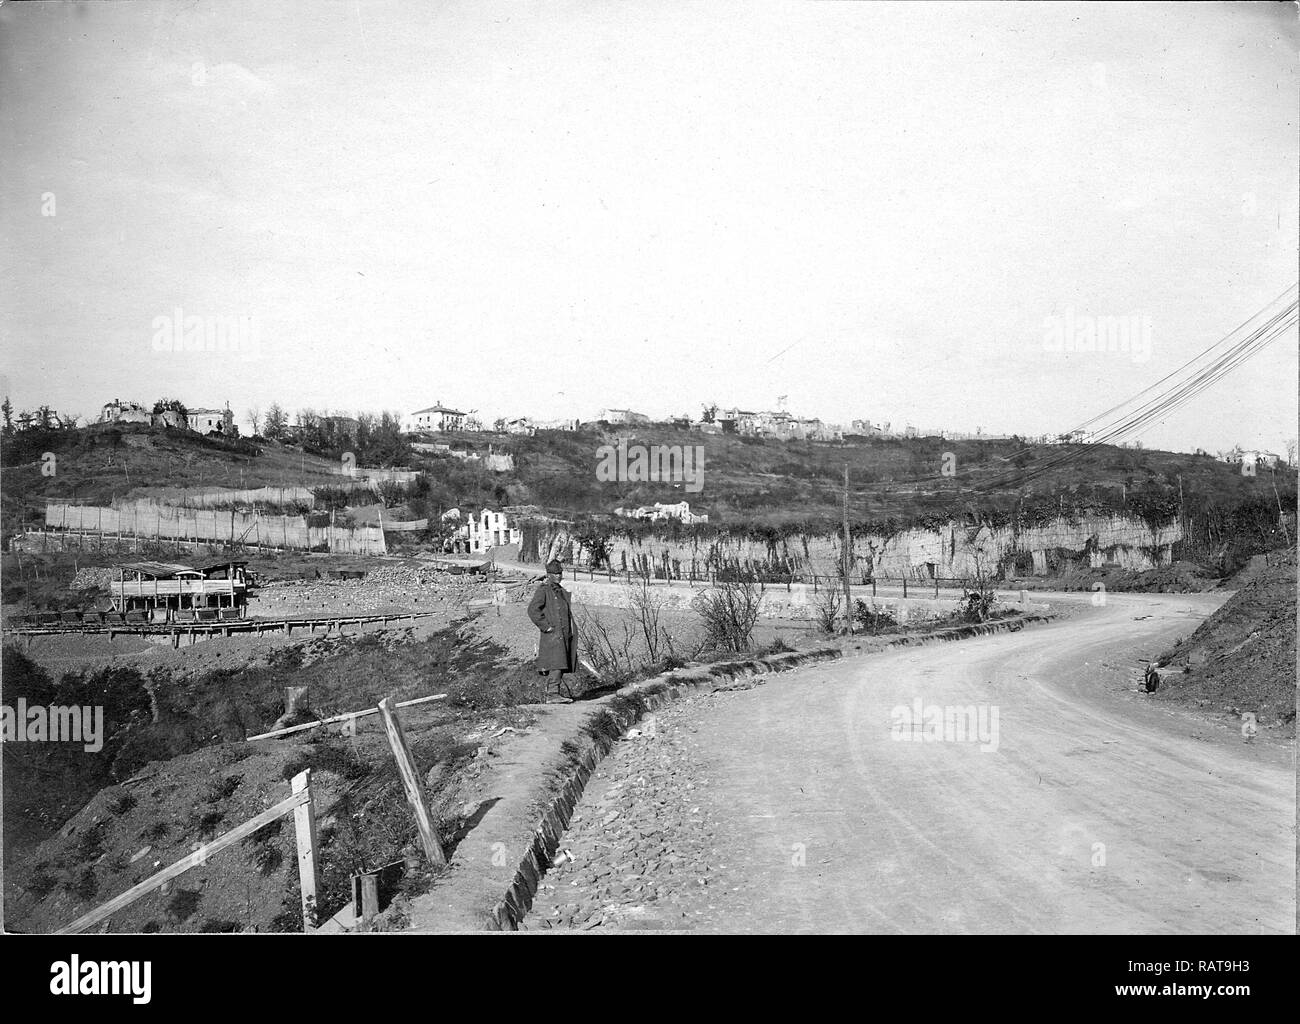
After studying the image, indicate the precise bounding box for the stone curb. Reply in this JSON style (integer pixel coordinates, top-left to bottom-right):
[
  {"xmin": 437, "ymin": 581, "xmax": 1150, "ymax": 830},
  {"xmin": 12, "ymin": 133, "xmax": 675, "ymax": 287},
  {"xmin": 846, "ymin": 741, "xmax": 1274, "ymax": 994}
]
[{"xmin": 484, "ymin": 611, "xmax": 1055, "ymax": 930}]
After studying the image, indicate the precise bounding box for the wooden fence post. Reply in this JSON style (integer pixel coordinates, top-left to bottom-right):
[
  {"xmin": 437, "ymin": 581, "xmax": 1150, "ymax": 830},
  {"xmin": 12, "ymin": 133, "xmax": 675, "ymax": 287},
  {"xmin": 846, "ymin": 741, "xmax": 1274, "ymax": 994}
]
[
  {"xmin": 354, "ymin": 872, "xmax": 380, "ymax": 931},
  {"xmin": 291, "ymin": 769, "xmax": 319, "ymax": 931},
  {"xmin": 378, "ymin": 698, "xmax": 447, "ymax": 867}
]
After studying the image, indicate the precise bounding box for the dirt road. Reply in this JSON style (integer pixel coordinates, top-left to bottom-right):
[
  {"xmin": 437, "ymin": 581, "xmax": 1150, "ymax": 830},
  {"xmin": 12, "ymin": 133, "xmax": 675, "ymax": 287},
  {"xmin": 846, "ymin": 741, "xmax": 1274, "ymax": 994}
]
[{"xmin": 530, "ymin": 592, "xmax": 1296, "ymax": 933}]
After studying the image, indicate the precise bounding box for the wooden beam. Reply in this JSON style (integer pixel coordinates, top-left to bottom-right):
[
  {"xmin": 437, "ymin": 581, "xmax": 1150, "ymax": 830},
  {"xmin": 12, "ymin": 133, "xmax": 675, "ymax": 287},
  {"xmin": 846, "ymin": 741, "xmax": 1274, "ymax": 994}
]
[
  {"xmin": 291, "ymin": 770, "xmax": 319, "ymax": 931},
  {"xmin": 246, "ymin": 693, "xmax": 448, "ymax": 741},
  {"xmin": 378, "ymin": 698, "xmax": 446, "ymax": 867},
  {"xmin": 57, "ymin": 788, "xmax": 310, "ymax": 934}
]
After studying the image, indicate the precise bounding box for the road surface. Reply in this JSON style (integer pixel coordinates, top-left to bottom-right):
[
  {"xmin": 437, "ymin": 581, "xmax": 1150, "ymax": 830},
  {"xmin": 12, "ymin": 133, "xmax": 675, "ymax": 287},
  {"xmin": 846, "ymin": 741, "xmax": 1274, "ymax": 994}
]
[{"xmin": 530, "ymin": 591, "xmax": 1296, "ymax": 933}]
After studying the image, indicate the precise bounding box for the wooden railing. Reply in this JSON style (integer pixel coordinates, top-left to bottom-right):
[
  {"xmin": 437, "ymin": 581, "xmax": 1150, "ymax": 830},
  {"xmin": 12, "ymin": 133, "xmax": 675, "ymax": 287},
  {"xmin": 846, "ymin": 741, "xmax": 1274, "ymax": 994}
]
[
  {"xmin": 56, "ymin": 770, "xmax": 320, "ymax": 934},
  {"xmin": 55, "ymin": 700, "xmax": 452, "ymax": 935}
]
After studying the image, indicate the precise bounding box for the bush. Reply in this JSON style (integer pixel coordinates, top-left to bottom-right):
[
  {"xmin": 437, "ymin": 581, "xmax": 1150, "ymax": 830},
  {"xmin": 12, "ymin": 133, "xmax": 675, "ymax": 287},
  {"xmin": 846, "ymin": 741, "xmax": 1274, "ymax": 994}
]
[
  {"xmin": 142, "ymin": 821, "xmax": 169, "ymax": 843},
  {"xmin": 282, "ymin": 743, "xmax": 369, "ymax": 782},
  {"xmin": 203, "ymin": 774, "xmax": 242, "ymax": 803},
  {"xmin": 693, "ymin": 578, "xmax": 764, "ymax": 652},
  {"xmin": 109, "ymin": 792, "xmax": 137, "ymax": 816},
  {"xmin": 852, "ymin": 599, "xmax": 897, "ymax": 634},
  {"xmin": 166, "ymin": 887, "xmax": 202, "ymax": 922},
  {"xmin": 69, "ymin": 867, "xmax": 98, "ymax": 901}
]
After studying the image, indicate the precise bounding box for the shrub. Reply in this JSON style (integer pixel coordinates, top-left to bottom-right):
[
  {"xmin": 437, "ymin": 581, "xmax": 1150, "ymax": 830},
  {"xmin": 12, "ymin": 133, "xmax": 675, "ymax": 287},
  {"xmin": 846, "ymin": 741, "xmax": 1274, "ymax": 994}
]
[
  {"xmin": 693, "ymin": 577, "xmax": 764, "ymax": 652},
  {"xmin": 69, "ymin": 867, "xmax": 98, "ymax": 901},
  {"xmin": 27, "ymin": 863, "xmax": 59, "ymax": 899},
  {"xmin": 852, "ymin": 599, "xmax": 897, "ymax": 634},
  {"xmin": 281, "ymin": 743, "xmax": 369, "ymax": 783},
  {"xmin": 142, "ymin": 821, "xmax": 170, "ymax": 843},
  {"xmin": 203, "ymin": 774, "xmax": 242, "ymax": 803},
  {"xmin": 191, "ymin": 809, "xmax": 225, "ymax": 840},
  {"xmin": 109, "ymin": 792, "xmax": 138, "ymax": 816},
  {"xmin": 166, "ymin": 887, "xmax": 202, "ymax": 922}
]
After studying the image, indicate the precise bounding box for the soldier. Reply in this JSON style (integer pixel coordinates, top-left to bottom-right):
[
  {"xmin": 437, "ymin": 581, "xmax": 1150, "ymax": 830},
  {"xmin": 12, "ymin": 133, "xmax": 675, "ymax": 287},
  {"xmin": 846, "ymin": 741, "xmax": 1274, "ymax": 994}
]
[{"xmin": 528, "ymin": 559, "xmax": 578, "ymax": 703}]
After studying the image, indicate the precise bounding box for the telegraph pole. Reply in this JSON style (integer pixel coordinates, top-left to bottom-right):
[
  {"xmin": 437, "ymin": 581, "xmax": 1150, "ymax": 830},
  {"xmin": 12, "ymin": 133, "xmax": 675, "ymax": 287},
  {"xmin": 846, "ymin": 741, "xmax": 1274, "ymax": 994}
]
[
  {"xmin": 842, "ymin": 464, "xmax": 854, "ymax": 633},
  {"xmin": 1270, "ymin": 466, "xmax": 1290, "ymax": 545}
]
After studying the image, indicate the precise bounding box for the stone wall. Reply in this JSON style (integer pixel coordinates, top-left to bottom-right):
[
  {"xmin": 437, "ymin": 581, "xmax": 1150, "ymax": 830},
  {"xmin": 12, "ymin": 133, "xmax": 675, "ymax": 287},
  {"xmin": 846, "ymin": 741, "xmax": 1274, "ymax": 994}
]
[{"xmin": 536, "ymin": 513, "xmax": 1180, "ymax": 581}]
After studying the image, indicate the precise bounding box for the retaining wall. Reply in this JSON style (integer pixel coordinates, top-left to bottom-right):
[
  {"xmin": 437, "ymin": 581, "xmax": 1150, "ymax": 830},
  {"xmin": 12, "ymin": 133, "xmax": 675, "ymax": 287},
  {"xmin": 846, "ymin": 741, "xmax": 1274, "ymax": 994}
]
[
  {"xmin": 43, "ymin": 502, "xmax": 386, "ymax": 554},
  {"xmin": 563, "ymin": 577, "xmax": 1050, "ymax": 622},
  {"xmin": 539, "ymin": 513, "xmax": 1181, "ymax": 580}
]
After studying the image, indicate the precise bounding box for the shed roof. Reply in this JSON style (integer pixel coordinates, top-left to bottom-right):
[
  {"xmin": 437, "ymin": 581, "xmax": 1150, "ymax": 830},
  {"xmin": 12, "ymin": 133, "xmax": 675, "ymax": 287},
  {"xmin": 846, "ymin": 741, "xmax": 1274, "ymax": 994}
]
[
  {"xmin": 116, "ymin": 561, "xmax": 202, "ymax": 578},
  {"xmin": 195, "ymin": 560, "xmax": 249, "ymax": 573}
]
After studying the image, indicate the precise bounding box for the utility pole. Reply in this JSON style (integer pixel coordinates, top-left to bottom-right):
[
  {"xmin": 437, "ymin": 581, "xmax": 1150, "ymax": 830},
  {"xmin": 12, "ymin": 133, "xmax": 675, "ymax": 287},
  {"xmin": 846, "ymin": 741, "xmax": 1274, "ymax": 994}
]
[
  {"xmin": 842, "ymin": 464, "xmax": 854, "ymax": 634},
  {"xmin": 1270, "ymin": 467, "xmax": 1290, "ymax": 545}
]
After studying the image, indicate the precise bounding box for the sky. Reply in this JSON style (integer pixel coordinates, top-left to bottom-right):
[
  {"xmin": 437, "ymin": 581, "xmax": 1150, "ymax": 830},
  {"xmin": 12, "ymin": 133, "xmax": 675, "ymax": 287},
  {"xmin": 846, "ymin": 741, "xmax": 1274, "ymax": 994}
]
[{"xmin": 1, "ymin": 0, "xmax": 1296, "ymax": 454}]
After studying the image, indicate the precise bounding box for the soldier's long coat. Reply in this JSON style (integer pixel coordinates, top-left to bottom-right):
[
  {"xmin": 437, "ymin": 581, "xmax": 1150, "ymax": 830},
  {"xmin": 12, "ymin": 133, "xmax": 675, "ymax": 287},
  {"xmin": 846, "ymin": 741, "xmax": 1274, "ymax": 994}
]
[{"xmin": 527, "ymin": 578, "xmax": 578, "ymax": 673}]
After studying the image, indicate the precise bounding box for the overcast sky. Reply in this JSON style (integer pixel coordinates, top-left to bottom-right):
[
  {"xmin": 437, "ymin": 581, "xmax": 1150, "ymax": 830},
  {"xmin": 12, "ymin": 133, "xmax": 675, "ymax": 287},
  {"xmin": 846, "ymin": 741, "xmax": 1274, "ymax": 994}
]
[{"xmin": 2, "ymin": 1, "xmax": 1296, "ymax": 453}]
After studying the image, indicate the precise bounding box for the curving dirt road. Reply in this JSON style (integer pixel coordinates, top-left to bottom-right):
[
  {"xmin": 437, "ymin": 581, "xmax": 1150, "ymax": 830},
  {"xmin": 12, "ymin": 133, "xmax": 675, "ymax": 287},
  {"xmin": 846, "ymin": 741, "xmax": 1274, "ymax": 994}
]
[{"xmin": 530, "ymin": 591, "xmax": 1296, "ymax": 933}]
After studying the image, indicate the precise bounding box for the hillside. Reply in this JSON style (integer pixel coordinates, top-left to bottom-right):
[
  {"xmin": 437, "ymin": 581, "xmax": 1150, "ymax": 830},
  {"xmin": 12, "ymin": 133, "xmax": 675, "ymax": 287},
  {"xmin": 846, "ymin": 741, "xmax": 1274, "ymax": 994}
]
[
  {"xmin": 1, "ymin": 423, "xmax": 349, "ymax": 518},
  {"xmin": 1155, "ymin": 548, "xmax": 1297, "ymax": 736},
  {"xmin": 419, "ymin": 424, "xmax": 1292, "ymax": 538},
  {"xmin": 3, "ymin": 421, "xmax": 1293, "ymax": 577}
]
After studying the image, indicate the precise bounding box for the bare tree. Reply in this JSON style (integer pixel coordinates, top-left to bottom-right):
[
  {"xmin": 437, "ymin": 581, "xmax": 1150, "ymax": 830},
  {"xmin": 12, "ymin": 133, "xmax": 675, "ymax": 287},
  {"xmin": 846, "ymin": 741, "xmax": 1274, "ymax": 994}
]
[
  {"xmin": 962, "ymin": 557, "xmax": 996, "ymax": 623},
  {"xmin": 628, "ymin": 575, "xmax": 671, "ymax": 663},
  {"xmin": 814, "ymin": 580, "xmax": 841, "ymax": 634},
  {"xmin": 574, "ymin": 606, "xmax": 639, "ymax": 685},
  {"xmin": 247, "ymin": 406, "xmax": 262, "ymax": 437},
  {"xmin": 693, "ymin": 575, "xmax": 765, "ymax": 653}
]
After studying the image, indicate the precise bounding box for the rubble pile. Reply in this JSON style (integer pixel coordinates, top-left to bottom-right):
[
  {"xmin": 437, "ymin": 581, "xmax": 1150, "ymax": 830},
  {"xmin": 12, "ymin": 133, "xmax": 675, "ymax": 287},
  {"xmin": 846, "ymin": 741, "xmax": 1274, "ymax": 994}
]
[
  {"xmin": 69, "ymin": 567, "xmax": 117, "ymax": 591},
  {"xmin": 251, "ymin": 568, "xmax": 489, "ymax": 617}
]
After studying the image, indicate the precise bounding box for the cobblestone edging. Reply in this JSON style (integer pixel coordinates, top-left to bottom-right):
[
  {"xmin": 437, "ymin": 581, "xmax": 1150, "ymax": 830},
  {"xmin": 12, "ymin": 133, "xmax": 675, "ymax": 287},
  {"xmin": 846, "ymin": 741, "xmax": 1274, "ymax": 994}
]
[{"xmin": 485, "ymin": 611, "xmax": 1056, "ymax": 930}]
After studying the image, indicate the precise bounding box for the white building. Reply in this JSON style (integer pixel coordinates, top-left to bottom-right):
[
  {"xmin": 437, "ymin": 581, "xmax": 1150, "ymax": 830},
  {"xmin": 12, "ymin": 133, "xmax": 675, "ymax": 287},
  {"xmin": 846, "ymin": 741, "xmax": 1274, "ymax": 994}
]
[
  {"xmin": 598, "ymin": 408, "xmax": 650, "ymax": 425},
  {"xmin": 406, "ymin": 403, "xmax": 468, "ymax": 432},
  {"xmin": 100, "ymin": 399, "xmax": 151, "ymax": 425},
  {"xmin": 187, "ymin": 407, "xmax": 234, "ymax": 434},
  {"xmin": 614, "ymin": 501, "xmax": 708, "ymax": 525},
  {"xmin": 459, "ymin": 509, "xmax": 523, "ymax": 553},
  {"xmin": 1231, "ymin": 449, "xmax": 1281, "ymax": 468}
]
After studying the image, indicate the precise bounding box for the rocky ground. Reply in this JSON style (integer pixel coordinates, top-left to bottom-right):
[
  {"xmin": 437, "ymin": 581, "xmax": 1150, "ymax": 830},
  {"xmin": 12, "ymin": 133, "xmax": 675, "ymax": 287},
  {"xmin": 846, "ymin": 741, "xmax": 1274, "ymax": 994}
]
[
  {"xmin": 524, "ymin": 692, "xmax": 749, "ymax": 931},
  {"xmin": 1154, "ymin": 547, "xmax": 1296, "ymax": 734}
]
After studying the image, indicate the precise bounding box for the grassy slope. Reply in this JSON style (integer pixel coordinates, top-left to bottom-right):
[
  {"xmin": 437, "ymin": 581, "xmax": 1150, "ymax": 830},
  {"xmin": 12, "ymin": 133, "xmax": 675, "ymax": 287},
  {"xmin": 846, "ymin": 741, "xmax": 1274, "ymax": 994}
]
[
  {"xmin": 436, "ymin": 424, "xmax": 1292, "ymax": 531},
  {"xmin": 2, "ymin": 423, "xmax": 348, "ymax": 518},
  {"xmin": 6, "ymin": 421, "xmax": 1289, "ymax": 532}
]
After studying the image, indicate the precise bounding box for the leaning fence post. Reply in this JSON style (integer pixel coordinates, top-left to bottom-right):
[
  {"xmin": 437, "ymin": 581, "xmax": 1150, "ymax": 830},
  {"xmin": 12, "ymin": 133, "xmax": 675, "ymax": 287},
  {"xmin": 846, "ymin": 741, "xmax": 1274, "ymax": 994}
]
[
  {"xmin": 378, "ymin": 697, "xmax": 447, "ymax": 867},
  {"xmin": 291, "ymin": 769, "xmax": 319, "ymax": 931}
]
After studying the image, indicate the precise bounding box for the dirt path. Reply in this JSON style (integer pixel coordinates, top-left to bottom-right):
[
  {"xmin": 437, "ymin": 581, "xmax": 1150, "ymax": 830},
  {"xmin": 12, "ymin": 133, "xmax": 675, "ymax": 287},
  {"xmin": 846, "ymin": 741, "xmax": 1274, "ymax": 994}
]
[{"xmin": 527, "ymin": 592, "xmax": 1296, "ymax": 933}]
